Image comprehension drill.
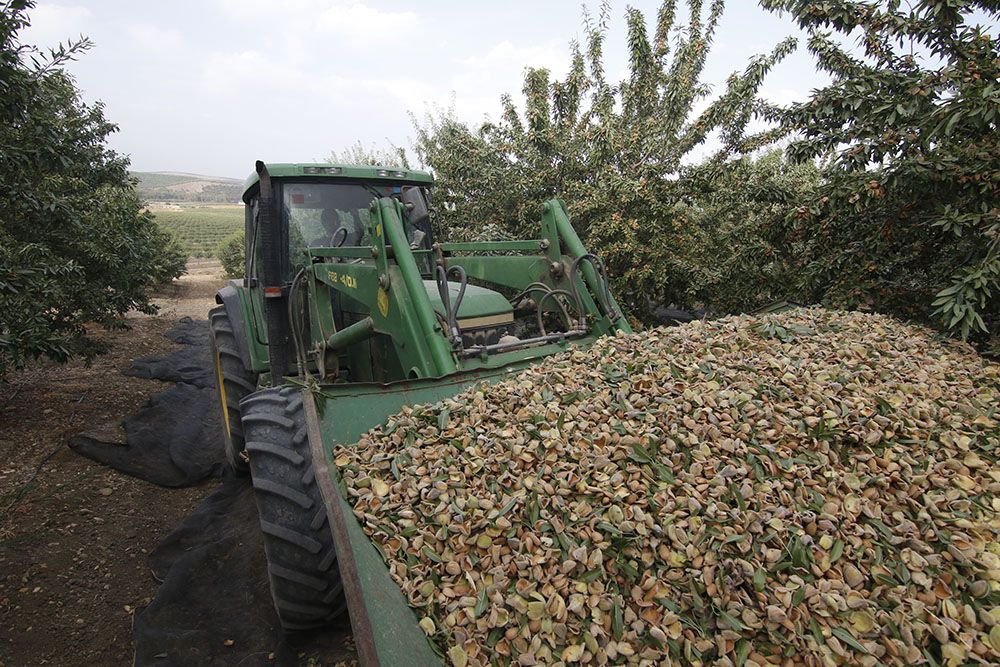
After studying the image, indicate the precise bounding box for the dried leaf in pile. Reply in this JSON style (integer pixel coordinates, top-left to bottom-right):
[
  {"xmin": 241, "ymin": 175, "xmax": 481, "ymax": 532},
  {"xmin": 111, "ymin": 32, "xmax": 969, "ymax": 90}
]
[{"xmin": 334, "ymin": 308, "xmax": 1000, "ymax": 667}]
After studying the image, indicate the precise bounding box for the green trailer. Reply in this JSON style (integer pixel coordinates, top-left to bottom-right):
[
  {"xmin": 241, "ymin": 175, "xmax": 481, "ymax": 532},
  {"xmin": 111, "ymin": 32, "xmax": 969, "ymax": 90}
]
[{"xmin": 208, "ymin": 161, "xmax": 631, "ymax": 665}]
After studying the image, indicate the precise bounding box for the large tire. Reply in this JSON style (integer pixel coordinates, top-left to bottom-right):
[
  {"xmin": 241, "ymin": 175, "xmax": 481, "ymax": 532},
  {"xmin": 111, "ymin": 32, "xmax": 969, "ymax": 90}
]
[
  {"xmin": 241, "ymin": 386, "xmax": 347, "ymax": 630},
  {"xmin": 209, "ymin": 305, "xmax": 258, "ymax": 475}
]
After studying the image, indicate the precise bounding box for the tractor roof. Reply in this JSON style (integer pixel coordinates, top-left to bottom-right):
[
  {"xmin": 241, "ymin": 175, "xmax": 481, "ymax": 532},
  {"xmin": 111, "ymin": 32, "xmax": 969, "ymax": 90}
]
[{"xmin": 242, "ymin": 163, "xmax": 433, "ymax": 202}]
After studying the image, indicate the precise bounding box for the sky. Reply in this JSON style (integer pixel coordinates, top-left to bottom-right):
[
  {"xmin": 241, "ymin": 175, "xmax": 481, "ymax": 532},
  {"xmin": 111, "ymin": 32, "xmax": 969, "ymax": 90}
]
[{"xmin": 22, "ymin": 0, "xmax": 830, "ymax": 179}]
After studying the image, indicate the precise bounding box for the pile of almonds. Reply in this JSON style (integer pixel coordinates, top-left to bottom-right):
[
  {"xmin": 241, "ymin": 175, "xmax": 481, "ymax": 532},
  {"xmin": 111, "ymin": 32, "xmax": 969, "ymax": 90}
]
[{"xmin": 335, "ymin": 309, "xmax": 1000, "ymax": 666}]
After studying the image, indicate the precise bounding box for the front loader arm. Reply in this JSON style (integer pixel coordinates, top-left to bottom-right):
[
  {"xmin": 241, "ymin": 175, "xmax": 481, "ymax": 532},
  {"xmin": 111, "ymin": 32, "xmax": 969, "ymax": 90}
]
[
  {"xmin": 306, "ymin": 197, "xmax": 457, "ymax": 380},
  {"xmin": 303, "ymin": 197, "xmax": 631, "ymax": 381}
]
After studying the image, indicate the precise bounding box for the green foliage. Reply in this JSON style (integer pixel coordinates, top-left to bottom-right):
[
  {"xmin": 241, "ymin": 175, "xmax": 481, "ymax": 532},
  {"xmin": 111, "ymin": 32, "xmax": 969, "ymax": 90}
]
[
  {"xmin": 326, "ymin": 140, "xmax": 410, "ymax": 168},
  {"xmin": 414, "ymin": 1, "xmax": 798, "ymax": 318},
  {"xmin": 151, "ymin": 206, "xmax": 243, "ymax": 257},
  {"xmin": 680, "ymin": 151, "xmax": 821, "ymax": 312},
  {"xmin": 217, "ymin": 230, "xmax": 245, "ymax": 278},
  {"xmin": 0, "ymin": 1, "xmax": 185, "ymax": 377},
  {"xmin": 759, "ymin": 0, "xmax": 1000, "ymax": 344},
  {"xmin": 156, "ymin": 228, "xmax": 188, "ymax": 279}
]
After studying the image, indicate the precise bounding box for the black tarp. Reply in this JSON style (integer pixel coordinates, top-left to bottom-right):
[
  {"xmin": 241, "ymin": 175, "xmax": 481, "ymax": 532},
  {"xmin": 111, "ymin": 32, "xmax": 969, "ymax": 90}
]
[
  {"xmin": 69, "ymin": 318, "xmax": 225, "ymax": 487},
  {"xmin": 135, "ymin": 479, "xmax": 353, "ymax": 666},
  {"xmin": 70, "ymin": 381, "xmax": 225, "ymax": 486},
  {"xmin": 68, "ymin": 317, "xmax": 355, "ymax": 665}
]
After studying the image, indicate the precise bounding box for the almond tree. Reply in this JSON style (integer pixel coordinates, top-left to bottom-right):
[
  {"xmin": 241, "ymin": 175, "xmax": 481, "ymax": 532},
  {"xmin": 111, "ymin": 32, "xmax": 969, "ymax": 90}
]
[
  {"xmin": 759, "ymin": 0, "xmax": 1000, "ymax": 345},
  {"xmin": 414, "ymin": 0, "xmax": 796, "ymax": 317},
  {"xmin": 0, "ymin": 1, "xmax": 185, "ymax": 377}
]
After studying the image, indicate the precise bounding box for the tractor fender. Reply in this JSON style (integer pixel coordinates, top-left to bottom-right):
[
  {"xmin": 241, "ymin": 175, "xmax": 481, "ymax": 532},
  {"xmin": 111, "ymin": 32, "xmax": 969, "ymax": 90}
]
[{"xmin": 214, "ymin": 282, "xmax": 253, "ymax": 370}]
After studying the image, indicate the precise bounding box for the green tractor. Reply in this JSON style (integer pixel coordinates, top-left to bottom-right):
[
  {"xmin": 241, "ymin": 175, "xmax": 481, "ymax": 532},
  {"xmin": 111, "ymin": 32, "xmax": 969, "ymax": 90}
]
[{"xmin": 209, "ymin": 161, "xmax": 630, "ymax": 663}]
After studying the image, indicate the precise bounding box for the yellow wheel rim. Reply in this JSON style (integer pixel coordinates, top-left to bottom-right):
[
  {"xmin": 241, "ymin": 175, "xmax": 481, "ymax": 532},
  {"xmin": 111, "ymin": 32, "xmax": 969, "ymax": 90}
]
[{"xmin": 214, "ymin": 346, "xmax": 231, "ymax": 438}]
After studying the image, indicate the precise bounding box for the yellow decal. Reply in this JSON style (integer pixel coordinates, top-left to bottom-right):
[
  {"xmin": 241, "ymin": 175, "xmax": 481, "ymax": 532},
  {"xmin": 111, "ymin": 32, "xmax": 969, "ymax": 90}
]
[
  {"xmin": 377, "ymin": 288, "xmax": 389, "ymax": 317},
  {"xmin": 328, "ymin": 270, "xmax": 357, "ymax": 289},
  {"xmin": 375, "ymin": 224, "xmax": 382, "ymax": 238}
]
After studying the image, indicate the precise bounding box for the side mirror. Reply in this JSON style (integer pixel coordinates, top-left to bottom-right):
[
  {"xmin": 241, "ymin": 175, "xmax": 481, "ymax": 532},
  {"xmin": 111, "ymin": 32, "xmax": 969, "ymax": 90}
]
[{"xmin": 401, "ymin": 187, "xmax": 430, "ymax": 230}]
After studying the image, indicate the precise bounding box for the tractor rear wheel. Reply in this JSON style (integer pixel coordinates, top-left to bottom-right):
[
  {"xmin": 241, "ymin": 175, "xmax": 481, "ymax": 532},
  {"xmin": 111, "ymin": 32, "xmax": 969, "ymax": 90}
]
[
  {"xmin": 209, "ymin": 305, "xmax": 258, "ymax": 475},
  {"xmin": 241, "ymin": 386, "xmax": 347, "ymax": 630}
]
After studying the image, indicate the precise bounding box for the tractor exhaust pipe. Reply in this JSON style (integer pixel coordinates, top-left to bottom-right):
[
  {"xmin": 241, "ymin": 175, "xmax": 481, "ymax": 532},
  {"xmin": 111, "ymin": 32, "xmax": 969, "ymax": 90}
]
[{"xmin": 256, "ymin": 160, "xmax": 291, "ymax": 383}]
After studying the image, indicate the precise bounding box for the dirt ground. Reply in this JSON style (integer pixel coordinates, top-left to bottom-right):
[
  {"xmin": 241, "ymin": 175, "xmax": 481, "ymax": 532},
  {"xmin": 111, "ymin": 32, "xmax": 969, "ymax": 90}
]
[{"xmin": 0, "ymin": 259, "xmax": 225, "ymax": 666}]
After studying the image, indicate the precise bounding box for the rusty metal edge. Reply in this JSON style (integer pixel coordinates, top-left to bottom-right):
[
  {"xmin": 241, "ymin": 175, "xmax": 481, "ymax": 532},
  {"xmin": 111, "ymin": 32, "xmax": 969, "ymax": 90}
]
[{"xmin": 303, "ymin": 388, "xmax": 380, "ymax": 667}]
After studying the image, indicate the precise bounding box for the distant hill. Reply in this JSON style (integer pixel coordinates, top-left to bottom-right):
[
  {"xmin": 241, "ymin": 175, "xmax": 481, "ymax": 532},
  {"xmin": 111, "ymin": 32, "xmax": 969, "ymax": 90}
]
[{"xmin": 133, "ymin": 171, "xmax": 243, "ymax": 203}]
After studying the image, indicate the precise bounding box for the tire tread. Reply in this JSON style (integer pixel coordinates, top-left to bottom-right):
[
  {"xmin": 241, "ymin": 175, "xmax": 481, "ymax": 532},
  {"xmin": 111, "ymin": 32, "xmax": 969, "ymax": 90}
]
[
  {"xmin": 242, "ymin": 388, "xmax": 346, "ymax": 631},
  {"xmin": 209, "ymin": 305, "xmax": 258, "ymax": 475}
]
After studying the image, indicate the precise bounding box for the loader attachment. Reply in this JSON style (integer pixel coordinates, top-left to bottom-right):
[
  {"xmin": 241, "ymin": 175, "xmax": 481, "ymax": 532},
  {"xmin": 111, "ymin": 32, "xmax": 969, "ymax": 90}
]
[{"xmin": 301, "ymin": 366, "xmax": 537, "ymax": 666}]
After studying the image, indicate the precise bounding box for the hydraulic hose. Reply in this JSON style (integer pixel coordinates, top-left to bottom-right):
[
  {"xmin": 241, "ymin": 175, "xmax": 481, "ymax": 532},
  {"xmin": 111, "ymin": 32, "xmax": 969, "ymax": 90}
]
[{"xmin": 436, "ymin": 265, "xmax": 467, "ymax": 346}]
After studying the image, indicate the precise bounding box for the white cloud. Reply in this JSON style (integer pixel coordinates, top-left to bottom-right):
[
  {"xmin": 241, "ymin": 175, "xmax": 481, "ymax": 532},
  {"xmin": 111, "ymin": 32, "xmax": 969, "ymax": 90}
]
[
  {"xmin": 126, "ymin": 23, "xmax": 185, "ymax": 55},
  {"xmin": 459, "ymin": 40, "xmax": 567, "ymax": 75},
  {"xmin": 216, "ymin": 0, "xmax": 418, "ymax": 48},
  {"xmin": 315, "ymin": 3, "xmax": 417, "ymax": 39},
  {"xmin": 198, "ymin": 48, "xmax": 426, "ymax": 107},
  {"xmin": 201, "ymin": 50, "xmax": 303, "ymax": 96}
]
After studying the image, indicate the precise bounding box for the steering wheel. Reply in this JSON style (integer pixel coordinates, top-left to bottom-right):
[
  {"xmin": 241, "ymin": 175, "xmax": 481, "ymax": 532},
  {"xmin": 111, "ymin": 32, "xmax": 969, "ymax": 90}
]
[{"xmin": 330, "ymin": 226, "xmax": 349, "ymax": 248}]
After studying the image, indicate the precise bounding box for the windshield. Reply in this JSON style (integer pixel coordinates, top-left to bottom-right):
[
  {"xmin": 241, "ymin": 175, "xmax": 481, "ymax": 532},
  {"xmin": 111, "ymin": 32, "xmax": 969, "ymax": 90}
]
[{"xmin": 280, "ymin": 181, "xmax": 429, "ymax": 275}]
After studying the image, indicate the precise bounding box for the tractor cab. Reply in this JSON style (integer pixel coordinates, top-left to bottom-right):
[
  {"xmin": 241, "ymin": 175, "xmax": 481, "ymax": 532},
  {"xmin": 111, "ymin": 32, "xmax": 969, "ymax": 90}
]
[
  {"xmin": 282, "ymin": 180, "xmax": 432, "ymax": 266},
  {"xmin": 236, "ymin": 163, "xmax": 526, "ymax": 383},
  {"xmin": 240, "ymin": 164, "xmax": 435, "ymax": 280}
]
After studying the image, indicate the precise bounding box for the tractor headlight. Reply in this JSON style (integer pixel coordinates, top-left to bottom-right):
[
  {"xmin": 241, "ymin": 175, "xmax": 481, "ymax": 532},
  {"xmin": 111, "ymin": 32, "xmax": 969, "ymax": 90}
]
[{"xmin": 303, "ymin": 166, "xmax": 342, "ymax": 175}]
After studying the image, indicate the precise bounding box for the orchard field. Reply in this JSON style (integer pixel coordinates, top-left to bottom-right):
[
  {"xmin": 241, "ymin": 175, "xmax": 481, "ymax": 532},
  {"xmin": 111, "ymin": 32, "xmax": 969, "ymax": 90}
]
[
  {"xmin": 2, "ymin": 0, "xmax": 999, "ymax": 664},
  {"xmin": 151, "ymin": 205, "xmax": 242, "ymax": 258}
]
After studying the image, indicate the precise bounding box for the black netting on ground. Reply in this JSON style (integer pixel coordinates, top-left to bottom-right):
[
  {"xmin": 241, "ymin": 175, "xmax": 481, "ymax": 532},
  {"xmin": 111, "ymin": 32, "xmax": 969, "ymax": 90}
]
[
  {"xmin": 70, "ymin": 381, "xmax": 224, "ymax": 487},
  {"xmin": 69, "ymin": 318, "xmax": 225, "ymax": 487},
  {"xmin": 67, "ymin": 317, "xmax": 355, "ymax": 665},
  {"xmin": 134, "ymin": 479, "xmax": 352, "ymax": 666},
  {"xmin": 123, "ymin": 342, "xmax": 214, "ymax": 387}
]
